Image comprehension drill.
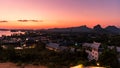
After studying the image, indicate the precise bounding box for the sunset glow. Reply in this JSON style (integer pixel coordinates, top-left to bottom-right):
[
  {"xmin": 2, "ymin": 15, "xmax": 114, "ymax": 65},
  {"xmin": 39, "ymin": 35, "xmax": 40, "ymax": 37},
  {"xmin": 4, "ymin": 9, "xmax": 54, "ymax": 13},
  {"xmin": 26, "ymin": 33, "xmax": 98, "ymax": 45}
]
[{"xmin": 0, "ymin": 0, "xmax": 120, "ymax": 29}]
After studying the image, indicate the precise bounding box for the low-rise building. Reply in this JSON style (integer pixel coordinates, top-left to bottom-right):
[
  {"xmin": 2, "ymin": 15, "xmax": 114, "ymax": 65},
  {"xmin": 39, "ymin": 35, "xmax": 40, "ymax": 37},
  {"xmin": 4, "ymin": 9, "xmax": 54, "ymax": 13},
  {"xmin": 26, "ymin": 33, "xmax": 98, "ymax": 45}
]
[
  {"xmin": 82, "ymin": 42, "xmax": 103, "ymax": 61},
  {"xmin": 46, "ymin": 43, "xmax": 60, "ymax": 51},
  {"xmin": 46, "ymin": 42, "xmax": 70, "ymax": 52},
  {"xmin": 116, "ymin": 47, "xmax": 120, "ymax": 63}
]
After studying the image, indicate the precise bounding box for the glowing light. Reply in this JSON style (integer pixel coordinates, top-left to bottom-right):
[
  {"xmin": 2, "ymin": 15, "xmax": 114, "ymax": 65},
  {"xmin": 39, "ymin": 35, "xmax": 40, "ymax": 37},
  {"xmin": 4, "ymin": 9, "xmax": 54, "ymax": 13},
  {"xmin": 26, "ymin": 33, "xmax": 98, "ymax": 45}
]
[
  {"xmin": 70, "ymin": 64, "xmax": 83, "ymax": 68},
  {"xmin": 70, "ymin": 64, "xmax": 105, "ymax": 68},
  {"xmin": 97, "ymin": 63, "xmax": 100, "ymax": 66},
  {"xmin": 26, "ymin": 38, "xmax": 28, "ymax": 41},
  {"xmin": 85, "ymin": 66, "xmax": 105, "ymax": 68}
]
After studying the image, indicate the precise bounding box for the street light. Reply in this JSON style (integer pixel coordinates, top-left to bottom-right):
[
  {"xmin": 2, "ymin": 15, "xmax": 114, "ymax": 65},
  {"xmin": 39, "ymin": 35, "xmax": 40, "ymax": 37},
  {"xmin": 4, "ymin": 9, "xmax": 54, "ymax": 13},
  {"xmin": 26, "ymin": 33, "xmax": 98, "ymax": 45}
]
[{"xmin": 97, "ymin": 62, "xmax": 100, "ymax": 66}]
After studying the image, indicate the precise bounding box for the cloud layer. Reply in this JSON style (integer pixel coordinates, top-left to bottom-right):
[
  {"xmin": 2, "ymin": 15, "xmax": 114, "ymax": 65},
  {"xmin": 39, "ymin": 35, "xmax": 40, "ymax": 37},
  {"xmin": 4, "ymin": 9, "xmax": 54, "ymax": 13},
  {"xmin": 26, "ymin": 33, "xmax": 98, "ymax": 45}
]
[
  {"xmin": 0, "ymin": 20, "xmax": 8, "ymax": 23},
  {"xmin": 18, "ymin": 20, "xmax": 43, "ymax": 22}
]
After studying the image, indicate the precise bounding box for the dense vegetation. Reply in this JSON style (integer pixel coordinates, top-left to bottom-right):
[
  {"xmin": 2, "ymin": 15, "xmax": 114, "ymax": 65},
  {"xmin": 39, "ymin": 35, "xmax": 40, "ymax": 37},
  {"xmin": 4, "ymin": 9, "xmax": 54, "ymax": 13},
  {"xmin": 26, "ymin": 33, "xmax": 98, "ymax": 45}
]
[
  {"xmin": 98, "ymin": 48, "xmax": 119, "ymax": 68},
  {"xmin": 0, "ymin": 41, "xmax": 88, "ymax": 68}
]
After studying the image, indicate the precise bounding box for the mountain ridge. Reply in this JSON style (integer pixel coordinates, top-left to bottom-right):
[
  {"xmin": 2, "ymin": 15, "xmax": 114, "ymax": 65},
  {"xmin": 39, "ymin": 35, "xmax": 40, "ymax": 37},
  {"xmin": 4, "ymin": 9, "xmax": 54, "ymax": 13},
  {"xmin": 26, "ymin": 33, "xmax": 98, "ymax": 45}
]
[
  {"xmin": 46, "ymin": 25, "xmax": 120, "ymax": 34},
  {"xmin": 0, "ymin": 25, "xmax": 120, "ymax": 34}
]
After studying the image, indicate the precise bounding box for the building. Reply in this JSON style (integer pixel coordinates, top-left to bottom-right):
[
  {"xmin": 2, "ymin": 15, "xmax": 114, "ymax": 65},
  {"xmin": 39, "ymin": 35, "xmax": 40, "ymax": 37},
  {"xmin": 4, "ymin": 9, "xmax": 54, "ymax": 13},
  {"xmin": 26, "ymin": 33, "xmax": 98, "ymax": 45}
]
[
  {"xmin": 46, "ymin": 42, "xmax": 70, "ymax": 52},
  {"xmin": 46, "ymin": 43, "xmax": 60, "ymax": 51},
  {"xmin": 82, "ymin": 42, "xmax": 103, "ymax": 61},
  {"xmin": 116, "ymin": 47, "xmax": 120, "ymax": 63}
]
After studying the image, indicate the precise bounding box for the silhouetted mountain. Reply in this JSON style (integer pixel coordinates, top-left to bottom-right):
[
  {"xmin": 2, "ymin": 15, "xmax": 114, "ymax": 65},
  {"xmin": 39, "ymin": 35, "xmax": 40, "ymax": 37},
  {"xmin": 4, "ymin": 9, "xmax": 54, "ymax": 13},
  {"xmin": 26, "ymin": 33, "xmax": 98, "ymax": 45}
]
[
  {"xmin": 0, "ymin": 29, "xmax": 9, "ymax": 31},
  {"xmin": 1, "ymin": 25, "xmax": 120, "ymax": 34},
  {"xmin": 93, "ymin": 24, "xmax": 103, "ymax": 31},
  {"xmin": 47, "ymin": 25, "xmax": 92, "ymax": 32},
  {"xmin": 47, "ymin": 25, "xmax": 120, "ymax": 34},
  {"xmin": 105, "ymin": 26, "xmax": 120, "ymax": 34},
  {"xmin": 69, "ymin": 25, "xmax": 92, "ymax": 32},
  {"xmin": 93, "ymin": 24, "xmax": 107, "ymax": 34}
]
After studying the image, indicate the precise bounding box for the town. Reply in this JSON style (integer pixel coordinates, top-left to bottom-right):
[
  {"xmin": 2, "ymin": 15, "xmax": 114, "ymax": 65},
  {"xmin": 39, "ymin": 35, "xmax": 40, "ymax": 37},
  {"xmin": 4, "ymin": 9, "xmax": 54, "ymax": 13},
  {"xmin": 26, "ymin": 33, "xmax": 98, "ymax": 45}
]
[{"xmin": 0, "ymin": 27, "xmax": 120, "ymax": 68}]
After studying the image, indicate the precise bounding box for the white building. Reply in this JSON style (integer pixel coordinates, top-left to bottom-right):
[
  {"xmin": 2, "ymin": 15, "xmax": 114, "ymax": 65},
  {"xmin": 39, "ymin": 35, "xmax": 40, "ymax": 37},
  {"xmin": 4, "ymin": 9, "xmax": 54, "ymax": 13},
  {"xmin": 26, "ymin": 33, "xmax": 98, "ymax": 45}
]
[{"xmin": 83, "ymin": 42, "xmax": 103, "ymax": 61}]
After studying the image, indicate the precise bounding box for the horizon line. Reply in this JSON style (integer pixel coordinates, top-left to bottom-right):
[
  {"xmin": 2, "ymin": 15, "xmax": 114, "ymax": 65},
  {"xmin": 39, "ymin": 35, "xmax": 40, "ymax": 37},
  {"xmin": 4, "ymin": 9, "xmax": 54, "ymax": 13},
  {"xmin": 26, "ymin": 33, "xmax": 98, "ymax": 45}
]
[{"xmin": 0, "ymin": 24, "xmax": 119, "ymax": 30}]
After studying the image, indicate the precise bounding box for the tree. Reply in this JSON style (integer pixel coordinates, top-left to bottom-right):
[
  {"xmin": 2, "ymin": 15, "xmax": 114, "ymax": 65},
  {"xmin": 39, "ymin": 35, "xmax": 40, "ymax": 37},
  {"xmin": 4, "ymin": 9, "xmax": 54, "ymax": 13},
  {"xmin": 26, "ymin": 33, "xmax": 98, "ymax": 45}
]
[{"xmin": 98, "ymin": 49, "xmax": 119, "ymax": 68}]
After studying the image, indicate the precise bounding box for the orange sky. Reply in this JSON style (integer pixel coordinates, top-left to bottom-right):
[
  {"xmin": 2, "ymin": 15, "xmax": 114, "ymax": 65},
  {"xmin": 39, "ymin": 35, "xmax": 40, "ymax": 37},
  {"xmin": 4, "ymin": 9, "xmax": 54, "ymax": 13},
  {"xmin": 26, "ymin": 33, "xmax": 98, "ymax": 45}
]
[
  {"xmin": 0, "ymin": 20, "xmax": 119, "ymax": 29},
  {"xmin": 0, "ymin": 0, "xmax": 120, "ymax": 29}
]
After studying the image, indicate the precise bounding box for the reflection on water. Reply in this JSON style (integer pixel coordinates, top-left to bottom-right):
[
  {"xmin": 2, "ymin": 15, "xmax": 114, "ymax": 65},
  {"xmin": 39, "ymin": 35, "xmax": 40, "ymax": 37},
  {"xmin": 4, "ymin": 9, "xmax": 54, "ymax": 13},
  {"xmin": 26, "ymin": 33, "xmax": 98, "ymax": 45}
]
[{"xmin": 0, "ymin": 31, "xmax": 25, "ymax": 37}]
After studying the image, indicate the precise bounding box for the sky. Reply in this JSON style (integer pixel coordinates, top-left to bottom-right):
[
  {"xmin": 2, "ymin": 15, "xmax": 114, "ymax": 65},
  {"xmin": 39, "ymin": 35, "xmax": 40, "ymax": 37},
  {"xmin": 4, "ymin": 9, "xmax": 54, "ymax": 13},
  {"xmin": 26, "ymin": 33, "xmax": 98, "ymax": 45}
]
[{"xmin": 0, "ymin": 0, "xmax": 120, "ymax": 29}]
